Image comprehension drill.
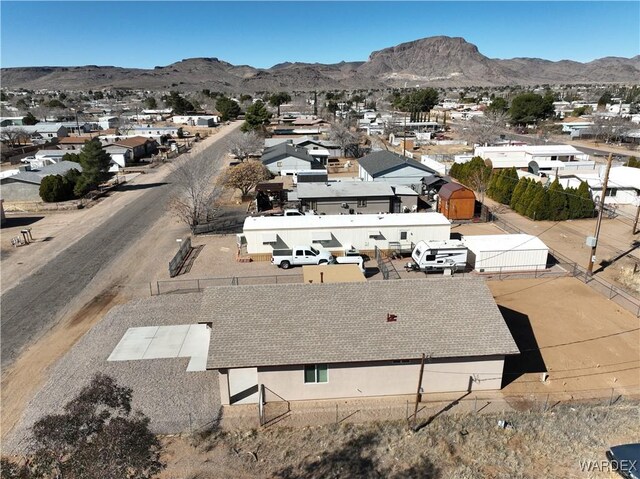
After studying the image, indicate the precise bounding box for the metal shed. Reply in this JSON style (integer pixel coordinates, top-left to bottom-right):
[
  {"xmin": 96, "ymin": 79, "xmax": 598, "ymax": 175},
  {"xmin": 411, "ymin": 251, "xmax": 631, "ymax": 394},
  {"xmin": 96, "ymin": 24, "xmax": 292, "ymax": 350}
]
[{"xmin": 463, "ymin": 234, "xmax": 549, "ymax": 273}]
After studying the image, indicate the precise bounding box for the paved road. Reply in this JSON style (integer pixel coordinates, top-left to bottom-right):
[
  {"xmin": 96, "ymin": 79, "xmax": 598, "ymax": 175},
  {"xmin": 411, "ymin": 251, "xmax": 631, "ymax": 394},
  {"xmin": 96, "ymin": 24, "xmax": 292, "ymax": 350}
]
[{"xmin": 0, "ymin": 129, "xmax": 236, "ymax": 369}]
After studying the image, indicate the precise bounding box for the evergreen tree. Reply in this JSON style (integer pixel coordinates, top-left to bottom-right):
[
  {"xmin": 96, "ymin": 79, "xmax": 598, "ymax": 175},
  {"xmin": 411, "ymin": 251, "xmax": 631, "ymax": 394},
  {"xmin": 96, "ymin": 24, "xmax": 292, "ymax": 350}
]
[
  {"xmin": 74, "ymin": 139, "xmax": 112, "ymax": 196},
  {"xmin": 526, "ymin": 182, "xmax": 548, "ymax": 220},
  {"xmin": 517, "ymin": 180, "xmax": 536, "ymax": 216},
  {"xmin": 242, "ymin": 100, "xmax": 271, "ymax": 132},
  {"xmin": 547, "ymin": 179, "xmax": 568, "ymax": 220},
  {"xmin": 501, "ymin": 167, "xmax": 519, "ymax": 205},
  {"xmin": 577, "ymin": 181, "xmax": 595, "ymax": 218},
  {"xmin": 510, "ymin": 177, "xmax": 529, "ymax": 210},
  {"xmin": 566, "ymin": 186, "xmax": 581, "ymax": 219},
  {"xmin": 487, "ymin": 168, "xmax": 502, "ymax": 201}
]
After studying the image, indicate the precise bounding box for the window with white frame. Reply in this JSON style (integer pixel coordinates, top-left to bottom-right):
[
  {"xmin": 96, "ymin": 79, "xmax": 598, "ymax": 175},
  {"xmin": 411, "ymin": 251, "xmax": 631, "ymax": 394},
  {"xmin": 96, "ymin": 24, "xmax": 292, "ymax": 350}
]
[{"xmin": 304, "ymin": 364, "xmax": 328, "ymax": 383}]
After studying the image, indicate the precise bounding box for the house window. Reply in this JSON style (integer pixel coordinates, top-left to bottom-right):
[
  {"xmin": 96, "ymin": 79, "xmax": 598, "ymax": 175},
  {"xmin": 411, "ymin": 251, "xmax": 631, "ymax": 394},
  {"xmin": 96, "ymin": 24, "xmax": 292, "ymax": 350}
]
[
  {"xmin": 400, "ymin": 231, "xmax": 408, "ymax": 241},
  {"xmin": 304, "ymin": 364, "xmax": 328, "ymax": 383},
  {"xmin": 357, "ymin": 199, "xmax": 367, "ymax": 207}
]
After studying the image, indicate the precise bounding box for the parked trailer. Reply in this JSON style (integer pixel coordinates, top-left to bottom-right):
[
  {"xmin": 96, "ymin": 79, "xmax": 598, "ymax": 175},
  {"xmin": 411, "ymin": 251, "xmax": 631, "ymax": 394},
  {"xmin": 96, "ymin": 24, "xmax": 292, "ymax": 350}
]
[
  {"xmin": 462, "ymin": 234, "xmax": 549, "ymax": 273},
  {"xmin": 241, "ymin": 213, "xmax": 451, "ymax": 256},
  {"xmin": 406, "ymin": 240, "xmax": 468, "ymax": 273}
]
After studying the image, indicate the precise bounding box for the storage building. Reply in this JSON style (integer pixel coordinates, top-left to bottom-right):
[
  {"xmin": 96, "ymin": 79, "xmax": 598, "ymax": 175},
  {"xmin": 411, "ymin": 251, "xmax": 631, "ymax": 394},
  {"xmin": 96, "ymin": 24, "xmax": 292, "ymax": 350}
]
[
  {"xmin": 463, "ymin": 234, "xmax": 549, "ymax": 273},
  {"xmin": 438, "ymin": 183, "xmax": 476, "ymax": 220},
  {"xmin": 240, "ymin": 213, "xmax": 451, "ymax": 258}
]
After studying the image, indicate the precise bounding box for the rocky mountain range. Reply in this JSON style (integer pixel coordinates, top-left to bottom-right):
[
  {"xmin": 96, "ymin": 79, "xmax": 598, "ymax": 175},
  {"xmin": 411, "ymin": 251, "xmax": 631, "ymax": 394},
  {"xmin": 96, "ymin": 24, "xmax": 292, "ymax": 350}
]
[{"xmin": 2, "ymin": 36, "xmax": 638, "ymax": 92}]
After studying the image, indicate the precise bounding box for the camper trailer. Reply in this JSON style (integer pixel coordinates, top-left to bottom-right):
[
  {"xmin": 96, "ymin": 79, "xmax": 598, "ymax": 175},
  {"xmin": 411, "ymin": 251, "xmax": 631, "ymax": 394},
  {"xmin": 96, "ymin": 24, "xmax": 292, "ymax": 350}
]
[{"xmin": 406, "ymin": 240, "xmax": 468, "ymax": 273}]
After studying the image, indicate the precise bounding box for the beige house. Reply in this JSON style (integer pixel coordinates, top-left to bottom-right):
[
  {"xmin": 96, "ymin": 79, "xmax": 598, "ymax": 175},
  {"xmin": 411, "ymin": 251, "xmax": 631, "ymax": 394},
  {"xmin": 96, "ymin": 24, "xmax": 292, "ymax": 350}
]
[{"xmin": 205, "ymin": 278, "xmax": 519, "ymax": 405}]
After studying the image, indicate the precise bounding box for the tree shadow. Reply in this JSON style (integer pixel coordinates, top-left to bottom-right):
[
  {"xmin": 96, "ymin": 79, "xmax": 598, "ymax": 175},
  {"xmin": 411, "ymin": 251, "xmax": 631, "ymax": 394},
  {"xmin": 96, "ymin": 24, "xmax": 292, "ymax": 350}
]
[
  {"xmin": 1, "ymin": 216, "xmax": 44, "ymax": 228},
  {"xmin": 274, "ymin": 430, "xmax": 441, "ymax": 479},
  {"xmin": 499, "ymin": 305, "xmax": 547, "ymax": 388},
  {"xmin": 115, "ymin": 182, "xmax": 169, "ymax": 191}
]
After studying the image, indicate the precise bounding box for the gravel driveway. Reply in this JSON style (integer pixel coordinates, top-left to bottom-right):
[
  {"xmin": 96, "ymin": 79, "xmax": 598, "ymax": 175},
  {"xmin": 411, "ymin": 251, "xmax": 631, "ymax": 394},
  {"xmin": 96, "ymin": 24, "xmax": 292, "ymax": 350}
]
[{"xmin": 4, "ymin": 292, "xmax": 219, "ymax": 453}]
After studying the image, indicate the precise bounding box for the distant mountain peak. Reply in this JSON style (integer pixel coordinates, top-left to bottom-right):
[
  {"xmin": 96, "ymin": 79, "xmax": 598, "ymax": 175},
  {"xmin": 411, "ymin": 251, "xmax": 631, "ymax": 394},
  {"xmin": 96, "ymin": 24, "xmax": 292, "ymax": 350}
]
[{"xmin": 2, "ymin": 35, "xmax": 637, "ymax": 91}]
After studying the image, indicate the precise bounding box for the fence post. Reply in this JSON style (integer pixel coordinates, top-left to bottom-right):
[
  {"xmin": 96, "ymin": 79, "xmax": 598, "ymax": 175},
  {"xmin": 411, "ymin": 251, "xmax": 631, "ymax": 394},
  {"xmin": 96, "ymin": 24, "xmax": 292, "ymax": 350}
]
[
  {"xmin": 543, "ymin": 394, "xmax": 549, "ymax": 412},
  {"xmin": 149, "ymin": 282, "xmax": 153, "ymax": 296},
  {"xmin": 197, "ymin": 279, "xmax": 201, "ymax": 292},
  {"xmin": 474, "ymin": 396, "xmax": 477, "ymax": 413},
  {"xmin": 609, "ymin": 388, "xmax": 615, "ymax": 406},
  {"xmin": 406, "ymin": 400, "xmax": 409, "ymax": 422},
  {"xmin": 157, "ymin": 282, "xmax": 160, "ymax": 296}
]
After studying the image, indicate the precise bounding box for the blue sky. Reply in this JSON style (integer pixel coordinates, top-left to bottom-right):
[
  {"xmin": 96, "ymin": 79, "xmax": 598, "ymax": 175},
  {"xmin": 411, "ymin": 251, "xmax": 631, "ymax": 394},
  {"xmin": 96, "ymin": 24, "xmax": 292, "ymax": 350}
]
[{"xmin": 1, "ymin": 2, "xmax": 638, "ymax": 68}]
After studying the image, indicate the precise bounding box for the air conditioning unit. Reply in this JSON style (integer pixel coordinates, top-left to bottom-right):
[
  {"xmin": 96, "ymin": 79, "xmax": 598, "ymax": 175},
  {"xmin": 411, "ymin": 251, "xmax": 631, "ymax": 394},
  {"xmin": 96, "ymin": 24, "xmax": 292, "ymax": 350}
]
[{"xmin": 341, "ymin": 202, "xmax": 348, "ymax": 208}]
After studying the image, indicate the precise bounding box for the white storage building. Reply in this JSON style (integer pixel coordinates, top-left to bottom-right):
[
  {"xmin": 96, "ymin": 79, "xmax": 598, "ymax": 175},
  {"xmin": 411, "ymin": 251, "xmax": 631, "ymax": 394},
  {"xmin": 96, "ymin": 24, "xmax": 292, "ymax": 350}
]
[
  {"xmin": 241, "ymin": 213, "xmax": 451, "ymax": 256},
  {"xmin": 463, "ymin": 234, "xmax": 549, "ymax": 273}
]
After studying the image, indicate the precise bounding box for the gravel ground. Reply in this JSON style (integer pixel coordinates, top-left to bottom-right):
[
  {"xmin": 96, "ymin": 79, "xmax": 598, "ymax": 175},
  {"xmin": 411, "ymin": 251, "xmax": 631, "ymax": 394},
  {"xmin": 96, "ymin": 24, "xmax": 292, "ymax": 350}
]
[{"xmin": 4, "ymin": 292, "xmax": 218, "ymax": 453}]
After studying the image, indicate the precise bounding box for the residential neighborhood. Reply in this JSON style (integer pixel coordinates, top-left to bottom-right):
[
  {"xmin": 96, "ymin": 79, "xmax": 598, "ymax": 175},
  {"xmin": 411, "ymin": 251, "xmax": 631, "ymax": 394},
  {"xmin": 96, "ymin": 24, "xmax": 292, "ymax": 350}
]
[{"xmin": 1, "ymin": 2, "xmax": 639, "ymax": 478}]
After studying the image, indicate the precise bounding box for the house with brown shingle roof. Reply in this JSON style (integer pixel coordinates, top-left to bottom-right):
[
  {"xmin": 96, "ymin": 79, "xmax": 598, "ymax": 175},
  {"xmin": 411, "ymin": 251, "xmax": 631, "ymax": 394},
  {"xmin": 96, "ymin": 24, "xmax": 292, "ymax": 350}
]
[
  {"xmin": 204, "ymin": 278, "xmax": 519, "ymax": 405},
  {"xmin": 114, "ymin": 136, "xmax": 157, "ymax": 160}
]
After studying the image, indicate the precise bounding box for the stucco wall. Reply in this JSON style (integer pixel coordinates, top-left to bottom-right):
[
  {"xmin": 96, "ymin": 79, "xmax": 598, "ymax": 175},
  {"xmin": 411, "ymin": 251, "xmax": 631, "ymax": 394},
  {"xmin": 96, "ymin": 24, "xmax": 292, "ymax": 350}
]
[
  {"xmin": 0, "ymin": 181, "xmax": 41, "ymax": 202},
  {"xmin": 254, "ymin": 357, "xmax": 505, "ymax": 403}
]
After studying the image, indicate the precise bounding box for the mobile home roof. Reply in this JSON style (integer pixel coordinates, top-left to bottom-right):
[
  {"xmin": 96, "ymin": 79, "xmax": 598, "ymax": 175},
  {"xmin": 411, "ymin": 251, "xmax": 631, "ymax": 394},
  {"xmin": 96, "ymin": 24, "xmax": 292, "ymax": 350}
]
[
  {"xmin": 243, "ymin": 212, "xmax": 451, "ymax": 231},
  {"xmin": 463, "ymin": 234, "xmax": 549, "ymax": 252}
]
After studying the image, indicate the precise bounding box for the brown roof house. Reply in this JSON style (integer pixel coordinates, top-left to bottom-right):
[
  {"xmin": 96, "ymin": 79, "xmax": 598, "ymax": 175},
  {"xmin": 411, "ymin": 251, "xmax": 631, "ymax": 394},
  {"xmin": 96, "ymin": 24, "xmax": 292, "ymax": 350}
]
[
  {"xmin": 206, "ymin": 278, "xmax": 519, "ymax": 405},
  {"xmin": 114, "ymin": 136, "xmax": 157, "ymax": 160},
  {"xmin": 438, "ymin": 182, "xmax": 476, "ymax": 220}
]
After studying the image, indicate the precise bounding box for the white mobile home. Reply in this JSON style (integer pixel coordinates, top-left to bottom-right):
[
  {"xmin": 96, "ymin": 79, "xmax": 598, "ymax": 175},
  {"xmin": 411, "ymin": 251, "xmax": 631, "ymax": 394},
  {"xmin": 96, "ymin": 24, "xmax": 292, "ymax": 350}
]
[
  {"xmin": 240, "ymin": 213, "xmax": 451, "ymax": 256},
  {"xmin": 463, "ymin": 234, "xmax": 549, "ymax": 273},
  {"xmin": 474, "ymin": 145, "xmax": 594, "ymax": 171}
]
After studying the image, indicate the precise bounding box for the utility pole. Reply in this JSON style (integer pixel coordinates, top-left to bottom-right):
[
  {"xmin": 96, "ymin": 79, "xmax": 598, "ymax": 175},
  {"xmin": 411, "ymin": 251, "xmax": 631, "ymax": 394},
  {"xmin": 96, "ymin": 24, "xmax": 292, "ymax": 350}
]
[
  {"xmin": 412, "ymin": 353, "xmax": 426, "ymax": 430},
  {"xmin": 587, "ymin": 153, "xmax": 614, "ymax": 276},
  {"xmin": 633, "ymin": 204, "xmax": 640, "ymax": 235}
]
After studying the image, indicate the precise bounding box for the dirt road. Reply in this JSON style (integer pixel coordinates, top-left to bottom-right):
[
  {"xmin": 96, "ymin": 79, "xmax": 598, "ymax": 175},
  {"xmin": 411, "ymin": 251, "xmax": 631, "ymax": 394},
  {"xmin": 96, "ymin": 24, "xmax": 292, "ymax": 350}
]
[{"xmin": 0, "ymin": 121, "xmax": 242, "ymax": 439}]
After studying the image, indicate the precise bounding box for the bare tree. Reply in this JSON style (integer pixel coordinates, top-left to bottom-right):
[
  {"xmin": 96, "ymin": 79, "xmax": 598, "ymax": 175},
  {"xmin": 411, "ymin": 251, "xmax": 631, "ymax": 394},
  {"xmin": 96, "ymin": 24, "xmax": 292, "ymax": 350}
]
[
  {"xmin": 228, "ymin": 131, "xmax": 263, "ymax": 161},
  {"xmin": 328, "ymin": 121, "xmax": 360, "ymax": 157},
  {"xmin": 467, "ymin": 166, "xmax": 492, "ymax": 204},
  {"xmin": 461, "ymin": 111, "xmax": 508, "ymax": 147},
  {"xmin": 591, "ymin": 115, "xmax": 634, "ymax": 144},
  {"xmin": 169, "ymin": 148, "xmax": 224, "ymax": 227},
  {"xmin": 0, "ymin": 127, "xmax": 29, "ymax": 148}
]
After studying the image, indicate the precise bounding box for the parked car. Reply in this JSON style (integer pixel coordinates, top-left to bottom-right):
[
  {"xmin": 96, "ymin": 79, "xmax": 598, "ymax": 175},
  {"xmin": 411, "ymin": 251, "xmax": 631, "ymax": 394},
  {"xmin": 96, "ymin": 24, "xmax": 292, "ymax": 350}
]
[
  {"xmin": 606, "ymin": 443, "xmax": 640, "ymax": 479},
  {"xmin": 271, "ymin": 245, "xmax": 332, "ymax": 269}
]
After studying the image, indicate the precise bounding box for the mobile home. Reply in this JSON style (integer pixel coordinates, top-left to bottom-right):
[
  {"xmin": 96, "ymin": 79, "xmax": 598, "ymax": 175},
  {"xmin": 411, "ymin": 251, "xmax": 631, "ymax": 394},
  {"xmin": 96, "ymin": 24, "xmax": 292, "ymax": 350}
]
[{"xmin": 240, "ymin": 213, "xmax": 451, "ymax": 258}]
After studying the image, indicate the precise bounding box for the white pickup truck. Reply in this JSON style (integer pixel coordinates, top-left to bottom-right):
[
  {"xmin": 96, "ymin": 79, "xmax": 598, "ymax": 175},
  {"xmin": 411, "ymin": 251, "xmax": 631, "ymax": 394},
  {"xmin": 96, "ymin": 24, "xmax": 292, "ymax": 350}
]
[{"xmin": 271, "ymin": 245, "xmax": 333, "ymax": 269}]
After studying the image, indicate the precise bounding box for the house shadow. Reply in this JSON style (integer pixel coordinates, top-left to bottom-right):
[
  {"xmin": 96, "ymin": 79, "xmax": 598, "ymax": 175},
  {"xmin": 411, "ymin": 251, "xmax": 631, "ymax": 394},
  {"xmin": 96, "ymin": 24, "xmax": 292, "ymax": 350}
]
[{"xmin": 499, "ymin": 305, "xmax": 547, "ymax": 388}]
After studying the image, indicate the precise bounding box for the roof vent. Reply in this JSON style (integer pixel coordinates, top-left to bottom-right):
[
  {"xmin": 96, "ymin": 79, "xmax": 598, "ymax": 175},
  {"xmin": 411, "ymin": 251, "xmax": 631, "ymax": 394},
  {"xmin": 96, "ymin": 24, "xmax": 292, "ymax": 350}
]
[{"xmin": 386, "ymin": 313, "xmax": 397, "ymax": 323}]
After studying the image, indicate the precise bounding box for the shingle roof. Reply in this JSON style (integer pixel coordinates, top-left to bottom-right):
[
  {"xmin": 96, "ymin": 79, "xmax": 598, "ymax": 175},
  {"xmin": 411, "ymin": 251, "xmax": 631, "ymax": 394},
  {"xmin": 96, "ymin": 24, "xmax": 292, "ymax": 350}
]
[
  {"xmin": 438, "ymin": 182, "xmax": 474, "ymax": 200},
  {"xmin": 114, "ymin": 136, "xmax": 154, "ymax": 148},
  {"xmin": 206, "ymin": 278, "xmax": 519, "ymax": 369},
  {"xmin": 358, "ymin": 150, "xmax": 436, "ymax": 177},
  {"xmin": 261, "ymin": 142, "xmax": 319, "ymax": 166},
  {"xmin": 2, "ymin": 161, "xmax": 82, "ymax": 185},
  {"xmin": 296, "ymin": 181, "xmax": 395, "ymax": 199}
]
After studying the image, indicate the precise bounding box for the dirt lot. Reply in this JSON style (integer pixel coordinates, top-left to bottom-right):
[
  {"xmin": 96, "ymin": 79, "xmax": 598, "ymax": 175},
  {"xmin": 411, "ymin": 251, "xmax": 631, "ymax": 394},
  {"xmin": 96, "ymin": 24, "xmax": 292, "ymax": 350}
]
[{"xmin": 157, "ymin": 401, "xmax": 639, "ymax": 479}]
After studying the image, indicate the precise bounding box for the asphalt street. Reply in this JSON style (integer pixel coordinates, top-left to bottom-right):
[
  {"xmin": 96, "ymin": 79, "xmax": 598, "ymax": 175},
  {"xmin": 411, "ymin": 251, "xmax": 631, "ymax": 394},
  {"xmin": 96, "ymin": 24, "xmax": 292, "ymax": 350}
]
[{"xmin": 0, "ymin": 132, "xmax": 235, "ymax": 370}]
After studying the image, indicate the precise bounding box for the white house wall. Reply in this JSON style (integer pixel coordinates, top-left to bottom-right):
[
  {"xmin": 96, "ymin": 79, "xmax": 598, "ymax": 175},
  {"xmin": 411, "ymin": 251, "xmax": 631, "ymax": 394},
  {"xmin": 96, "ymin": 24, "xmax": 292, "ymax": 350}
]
[
  {"xmin": 244, "ymin": 222, "xmax": 450, "ymax": 254},
  {"xmin": 266, "ymin": 155, "xmax": 315, "ymax": 175}
]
